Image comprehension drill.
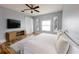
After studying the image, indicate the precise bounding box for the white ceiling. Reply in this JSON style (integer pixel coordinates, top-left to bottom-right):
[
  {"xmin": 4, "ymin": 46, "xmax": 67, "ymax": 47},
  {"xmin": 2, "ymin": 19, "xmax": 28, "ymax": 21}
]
[{"xmin": 0, "ymin": 4, "xmax": 63, "ymax": 16}]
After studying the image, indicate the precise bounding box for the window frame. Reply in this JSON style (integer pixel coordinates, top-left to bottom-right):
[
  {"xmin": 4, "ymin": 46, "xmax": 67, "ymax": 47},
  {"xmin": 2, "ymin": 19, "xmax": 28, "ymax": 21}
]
[{"xmin": 41, "ymin": 20, "xmax": 51, "ymax": 32}]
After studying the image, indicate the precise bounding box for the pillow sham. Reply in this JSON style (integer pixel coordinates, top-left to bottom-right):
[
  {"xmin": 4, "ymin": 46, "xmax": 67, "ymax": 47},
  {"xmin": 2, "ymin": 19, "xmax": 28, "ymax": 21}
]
[
  {"xmin": 57, "ymin": 31, "xmax": 63, "ymax": 40},
  {"xmin": 56, "ymin": 33, "xmax": 69, "ymax": 54}
]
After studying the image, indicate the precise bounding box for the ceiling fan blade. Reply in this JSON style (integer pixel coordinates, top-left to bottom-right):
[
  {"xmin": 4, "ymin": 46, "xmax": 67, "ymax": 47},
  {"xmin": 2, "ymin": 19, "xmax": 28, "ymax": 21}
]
[
  {"xmin": 21, "ymin": 9, "xmax": 31, "ymax": 12},
  {"xmin": 30, "ymin": 4, "xmax": 33, "ymax": 8},
  {"xmin": 34, "ymin": 10, "xmax": 39, "ymax": 12},
  {"xmin": 33, "ymin": 6, "xmax": 39, "ymax": 9},
  {"xmin": 25, "ymin": 4, "xmax": 32, "ymax": 9},
  {"xmin": 24, "ymin": 9, "xmax": 31, "ymax": 10}
]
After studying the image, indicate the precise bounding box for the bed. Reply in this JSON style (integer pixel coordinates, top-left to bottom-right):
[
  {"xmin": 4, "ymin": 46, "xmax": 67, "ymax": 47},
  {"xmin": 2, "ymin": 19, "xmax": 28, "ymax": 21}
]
[
  {"xmin": 10, "ymin": 33, "xmax": 79, "ymax": 54},
  {"xmin": 10, "ymin": 33, "xmax": 58, "ymax": 54}
]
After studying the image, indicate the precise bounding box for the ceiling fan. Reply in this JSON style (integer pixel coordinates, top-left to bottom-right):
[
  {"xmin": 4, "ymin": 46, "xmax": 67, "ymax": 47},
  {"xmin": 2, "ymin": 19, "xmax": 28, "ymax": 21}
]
[{"xmin": 21, "ymin": 4, "xmax": 40, "ymax": 13}]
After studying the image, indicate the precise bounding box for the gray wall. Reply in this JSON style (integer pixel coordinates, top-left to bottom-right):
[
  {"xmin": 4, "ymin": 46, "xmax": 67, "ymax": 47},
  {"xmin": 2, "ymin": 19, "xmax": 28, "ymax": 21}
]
[
  {"xmin": 0, "ymin": 7, "xmax": 33, "ymax": 43},
  {"xmin": 62, "ymin": 4, "xmax": 79, "ymax": 44},
  {"xmin": 33, "ymin": 11, "xmax": 62, "ymax": 34}
]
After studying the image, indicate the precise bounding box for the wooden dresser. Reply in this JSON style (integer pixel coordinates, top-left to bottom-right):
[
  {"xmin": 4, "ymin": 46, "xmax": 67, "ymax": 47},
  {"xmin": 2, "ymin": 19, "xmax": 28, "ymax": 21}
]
[
  {"xmin": 6, "ymin": 30, "xmax": 26, "ymax": 42},
  {"xmin": 0, "ymin": 30, "xmax": 26, "ymax": 54}
]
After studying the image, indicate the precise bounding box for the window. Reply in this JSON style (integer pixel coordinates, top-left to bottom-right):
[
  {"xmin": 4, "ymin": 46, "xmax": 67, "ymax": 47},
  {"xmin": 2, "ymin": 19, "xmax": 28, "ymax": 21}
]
[{"xmin": 41, "ymin": 20, "xmax": 51, "ymax": 31}]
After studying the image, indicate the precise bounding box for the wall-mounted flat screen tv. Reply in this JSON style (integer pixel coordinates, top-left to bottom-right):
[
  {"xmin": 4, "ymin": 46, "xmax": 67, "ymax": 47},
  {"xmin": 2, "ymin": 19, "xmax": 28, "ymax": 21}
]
[{"xmin": 7, "ymin": 19, "xmax": 21, "ymax": 29}]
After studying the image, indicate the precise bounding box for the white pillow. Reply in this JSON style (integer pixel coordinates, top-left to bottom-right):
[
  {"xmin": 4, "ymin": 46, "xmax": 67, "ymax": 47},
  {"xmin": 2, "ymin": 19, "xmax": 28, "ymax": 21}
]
[
  {"xmin": 56, "ymin": 33, "xmax": 69, "ymax": 54},
  {"xmin": 57, "ymin": 31, "xmax": 63, "ymax": 40}
]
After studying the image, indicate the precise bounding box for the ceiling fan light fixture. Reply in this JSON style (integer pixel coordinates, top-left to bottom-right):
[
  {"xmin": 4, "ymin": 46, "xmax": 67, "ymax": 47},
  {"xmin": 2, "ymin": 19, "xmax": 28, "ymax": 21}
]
[
  {"xmin": 21, "ymin": 10, "xmax": 24, "ymax": 12},
  {"xmin": 21, "ymin": 4, "xmax": 40, "ymax": 14},
  {"xmin": 31, "ymin": 10, "xmax": 33, "ymax": 13}
]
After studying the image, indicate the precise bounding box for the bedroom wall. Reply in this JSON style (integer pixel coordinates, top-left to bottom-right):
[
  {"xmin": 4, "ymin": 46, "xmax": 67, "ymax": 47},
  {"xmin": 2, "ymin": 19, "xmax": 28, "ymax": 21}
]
[
  {"xmin": 62, "ymin": 4, "xmax": 79, "ymax": 44},
  {"xmin": 33, "ymin": 11, "xmax": 62, "ymax": 34},
  {"xmin": 0, "ymin": 6, "xmax": 33, "ymax": 43}
]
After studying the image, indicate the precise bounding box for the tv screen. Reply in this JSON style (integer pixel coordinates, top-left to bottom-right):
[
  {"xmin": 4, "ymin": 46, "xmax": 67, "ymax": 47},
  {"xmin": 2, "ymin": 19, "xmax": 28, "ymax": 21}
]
[{"xmin": 7, "ymin": 19, "xmax": 21, "ymax": 29}]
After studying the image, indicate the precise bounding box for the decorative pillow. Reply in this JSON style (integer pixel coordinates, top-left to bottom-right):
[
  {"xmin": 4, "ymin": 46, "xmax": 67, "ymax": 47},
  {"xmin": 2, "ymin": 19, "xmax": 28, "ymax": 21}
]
[
  {"xmin": 57, "ymin": 31, "xmax": 63, "ymax": 40},
  {"xmin": 56, "ymin": 33, "xmax": 69, "ymax": 54}
]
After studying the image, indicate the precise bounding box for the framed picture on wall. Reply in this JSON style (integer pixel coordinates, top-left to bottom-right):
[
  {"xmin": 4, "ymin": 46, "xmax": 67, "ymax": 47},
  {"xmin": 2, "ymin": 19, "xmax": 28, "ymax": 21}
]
[
  {"xmin": 53, "ymin": 16, "xmax": 58, "ymax": 32},
  {"xmin": 36, "ymin": 19, "xmax": 40, "ymax": 32}
]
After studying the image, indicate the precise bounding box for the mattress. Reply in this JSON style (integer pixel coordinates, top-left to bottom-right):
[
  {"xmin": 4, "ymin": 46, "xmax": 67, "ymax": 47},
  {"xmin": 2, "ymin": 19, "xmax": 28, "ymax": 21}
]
[
  {"xmin": 10, "ymin": 33, "xmax": 79, "ymax": 54},
  {"xmin": 10, "ymin": 33, "xmax": 58, "ymax": 54}
]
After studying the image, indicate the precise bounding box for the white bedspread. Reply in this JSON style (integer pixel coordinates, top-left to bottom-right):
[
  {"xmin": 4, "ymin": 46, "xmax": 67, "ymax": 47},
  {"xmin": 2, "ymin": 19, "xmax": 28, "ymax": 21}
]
[
  {"xmin": 10, "ymin": 33, "xmax": 79, "ymax": 54},
  {"xmin": 11, "ymin": 33, "xmax": 57, "ymax": 54}
]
